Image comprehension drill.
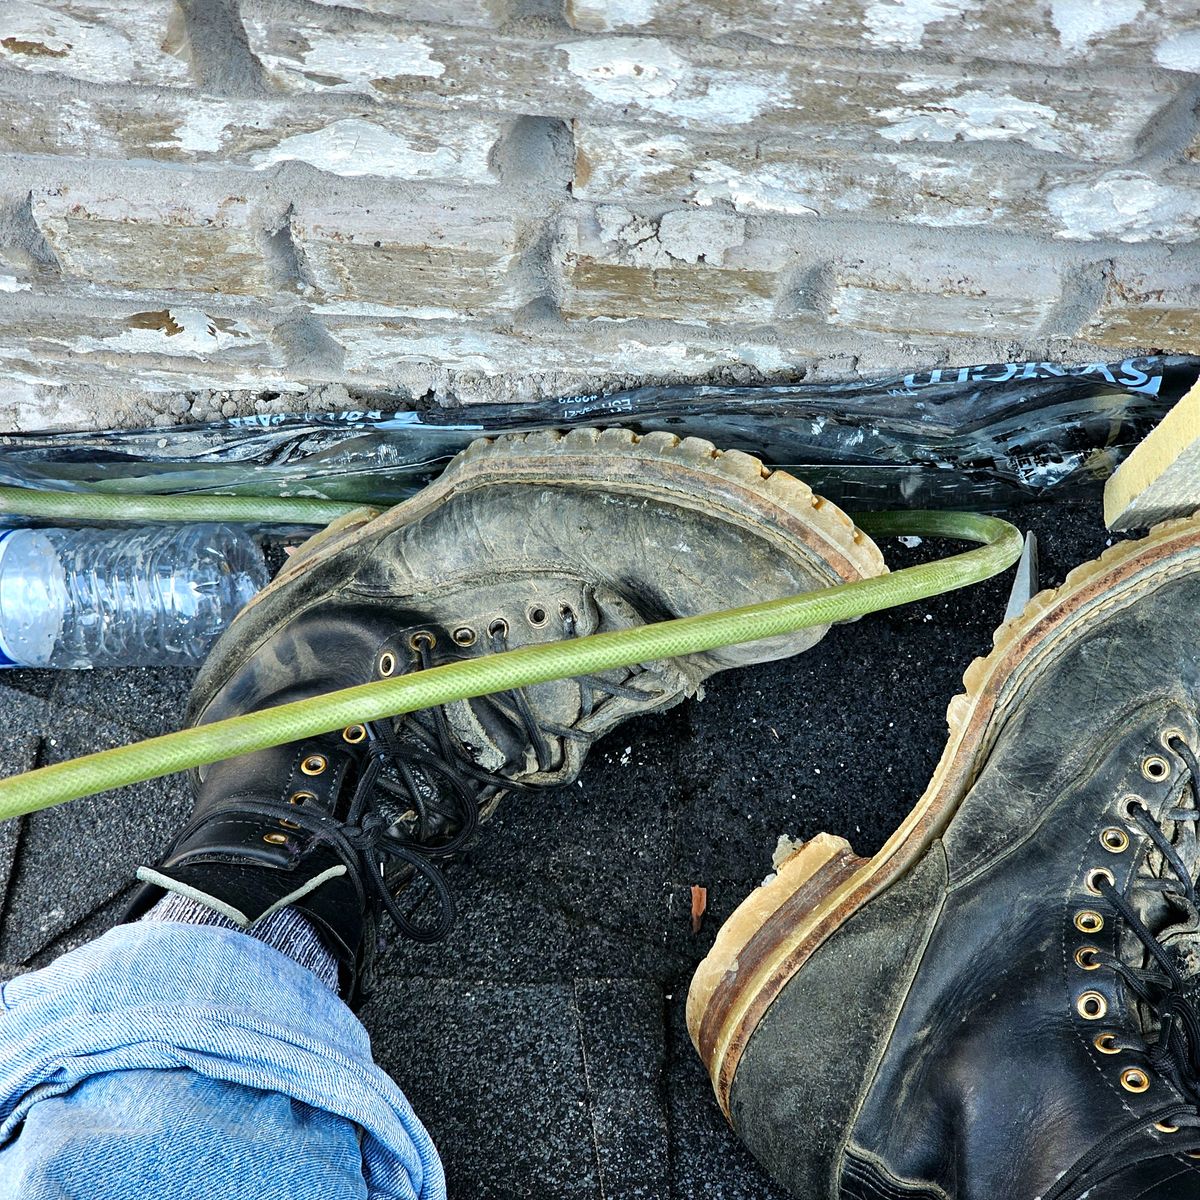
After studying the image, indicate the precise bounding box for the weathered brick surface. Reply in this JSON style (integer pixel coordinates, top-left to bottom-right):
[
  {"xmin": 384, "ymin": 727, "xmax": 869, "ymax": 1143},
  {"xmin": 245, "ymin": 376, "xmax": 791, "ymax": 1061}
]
[
  {"xmin": 324, "ymin": 315, "xmax": 819, "ymax": 391},
  {"xmin": 0, "ymin": 85, "xmax": 503, "ymax": 185},
  {"xmin": 294, "ymin": 204, "xmax": 520, "ymax": 313},
  {"xmin": 0, "ymin": 1, "xmax": 190, "ymax": 86},
  {"xmin": 1083, "ymin": 265, "xmax": 1200, "ymax": 348},
  {"xmin": 564, "ymin": 0, "xmax": 1199, "ymax": 73},
  {"xmin": 240, "ymin": 6, "xmax": 1170, "ymax": 163},
  {"xmin": 306, "ymin": 0, "xmax": 503, "ymax": 25},
  {"xmin": 828, "ymin": 254, "xmax": 1062, "ymax": 338},
  {"xmin": 0, "ymin": 1, "xmax": 1197, "ymax": 424},
  {"xmin": 32, "ymin": 189, "xmax": 275, "ymax": 296},
  {"xmin": 0, "ymin": 295, "xmax": 289, "ymax": 392},
  {"xmin": 563, "ymin": 207, "xmax": 782, "ymax": 321},
  {"xmin": 573, "ymin": 125, "xmax": 1200, "ymax": 245}
]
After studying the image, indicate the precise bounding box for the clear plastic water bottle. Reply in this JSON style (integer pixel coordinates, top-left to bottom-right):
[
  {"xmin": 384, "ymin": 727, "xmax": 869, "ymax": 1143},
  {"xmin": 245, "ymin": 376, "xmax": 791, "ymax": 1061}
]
[{"xmin": 0, "ymin": 524, "xmax": 269, "ymax": 668}]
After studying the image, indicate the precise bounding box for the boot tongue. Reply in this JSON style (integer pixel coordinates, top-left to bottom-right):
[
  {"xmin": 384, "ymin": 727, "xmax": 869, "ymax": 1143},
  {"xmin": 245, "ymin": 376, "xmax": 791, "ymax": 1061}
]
[{"xmin": 1124, "ymin": 782, "xmax": 1200, "ymax": 1038}]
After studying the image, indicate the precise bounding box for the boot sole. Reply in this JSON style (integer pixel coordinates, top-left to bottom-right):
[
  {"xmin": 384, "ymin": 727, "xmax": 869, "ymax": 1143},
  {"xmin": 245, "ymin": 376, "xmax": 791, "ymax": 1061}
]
[
  {"xmin": 200, "ymin": 427, "xmax": 887, "ymax": 710},
  {"xmin": 688, "ymin": 508, "xmax": 1200, "ymax": 1117}
]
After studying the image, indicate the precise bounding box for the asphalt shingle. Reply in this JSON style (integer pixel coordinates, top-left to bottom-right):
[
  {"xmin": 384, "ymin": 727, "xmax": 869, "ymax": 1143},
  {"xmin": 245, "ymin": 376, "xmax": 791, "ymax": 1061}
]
[{"xmin": 0, "ymin": 497, "xmax": 1113, "ymax": 1197}]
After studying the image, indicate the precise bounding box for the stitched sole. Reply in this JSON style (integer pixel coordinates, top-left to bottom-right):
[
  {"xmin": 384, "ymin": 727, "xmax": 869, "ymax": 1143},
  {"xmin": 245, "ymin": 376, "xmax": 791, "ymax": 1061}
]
[
  {"xmin": 247, "ymin": 427, "xmax": 886, "ymax": 615},
  {"xmin": 195, "ymin": 428, "xmax": 890, "ymax": 717},
  {"xmin": 688, "ymin": 508, "xmax": 1200, "ymax": 1117}
]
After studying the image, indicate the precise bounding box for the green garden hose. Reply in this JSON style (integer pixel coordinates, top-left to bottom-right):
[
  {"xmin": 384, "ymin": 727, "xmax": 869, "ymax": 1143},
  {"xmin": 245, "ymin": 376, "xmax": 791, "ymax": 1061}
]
[
  {"xmin": 0, "ymin": 504, "xmax": 1021, "ymax": 823},
  {"xmin": 0, "ymin": 485, "xmax": 366, "ymax": 528}
]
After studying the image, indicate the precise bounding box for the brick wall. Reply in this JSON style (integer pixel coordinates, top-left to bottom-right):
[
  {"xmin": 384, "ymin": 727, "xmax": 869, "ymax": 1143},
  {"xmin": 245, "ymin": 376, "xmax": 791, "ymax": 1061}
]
[{"xmin": 0, "ymin": 0, "xmax": 1198, "ymax": 429}]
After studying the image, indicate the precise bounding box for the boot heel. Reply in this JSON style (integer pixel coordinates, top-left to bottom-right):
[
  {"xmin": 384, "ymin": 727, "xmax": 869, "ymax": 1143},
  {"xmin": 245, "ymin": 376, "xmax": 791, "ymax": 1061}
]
[{"xmin": 688, "ymin": 832, "xmax": 867, "ymax": 1111}]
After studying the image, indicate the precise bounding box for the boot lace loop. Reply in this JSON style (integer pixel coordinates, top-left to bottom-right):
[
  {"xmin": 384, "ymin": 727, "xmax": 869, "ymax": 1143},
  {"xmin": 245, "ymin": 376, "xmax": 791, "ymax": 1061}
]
[
  {"xmin": 1044, "ymin": 734, "xmax": 1200, "ymax": 1199},
  {"xmin": 313, "ymin": 613, "xmax": 671, "ymax": 946}
]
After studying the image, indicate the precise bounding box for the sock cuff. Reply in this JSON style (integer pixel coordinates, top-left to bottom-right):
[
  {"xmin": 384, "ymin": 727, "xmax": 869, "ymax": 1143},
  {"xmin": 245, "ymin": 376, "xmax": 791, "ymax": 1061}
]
[{"xmin": 144, "ymin": 893, "xmax": 341, "ymax": 993}]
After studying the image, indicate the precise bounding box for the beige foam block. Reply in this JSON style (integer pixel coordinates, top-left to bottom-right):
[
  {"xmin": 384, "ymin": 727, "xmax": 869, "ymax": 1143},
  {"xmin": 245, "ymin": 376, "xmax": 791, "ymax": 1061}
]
[{"xmin": 1105, "ymin": 375, "xmax": 1200, "ymax": 532}]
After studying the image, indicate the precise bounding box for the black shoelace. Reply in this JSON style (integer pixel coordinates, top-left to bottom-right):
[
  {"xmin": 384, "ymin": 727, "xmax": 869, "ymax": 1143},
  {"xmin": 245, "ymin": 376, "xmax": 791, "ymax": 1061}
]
[
  {"xmin": 261, "ymin": 613, "xmax": 668, "ymax": 947},
  {"xmin": 1043, "ymin": 735, "xmax": 1200, "ymax": 1199}
]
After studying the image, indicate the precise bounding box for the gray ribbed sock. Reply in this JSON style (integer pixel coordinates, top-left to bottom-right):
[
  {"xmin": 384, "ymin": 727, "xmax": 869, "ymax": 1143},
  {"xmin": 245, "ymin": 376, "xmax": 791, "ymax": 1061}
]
[{"xmin": 142, "ymin": 894, "xmax": 341, "ymax": 993}]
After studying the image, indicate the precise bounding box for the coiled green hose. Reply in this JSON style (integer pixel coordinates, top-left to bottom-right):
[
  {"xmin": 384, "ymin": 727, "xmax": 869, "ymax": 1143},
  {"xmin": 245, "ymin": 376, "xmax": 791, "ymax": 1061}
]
[{"xmin": 0, "ymin": 498, "xmax": 1021, "ymax": 823}]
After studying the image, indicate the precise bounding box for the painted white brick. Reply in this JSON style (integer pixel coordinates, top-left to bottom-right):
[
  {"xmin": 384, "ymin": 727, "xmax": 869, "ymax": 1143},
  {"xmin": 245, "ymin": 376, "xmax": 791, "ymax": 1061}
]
[
  {"xmin": 563, "ymin": 208, "xmax": 787, "ymax": 321},
  {"xmin": 565, "ymin": 0, "xmax": 1198, "ymax": 72},
  {"xmin": 829, "ymin": 256, "xmax": 1062, "ymax": 336},
  {"xmin": 306, "ymin": 0, "xmax": 503, "ymax": 26},
  {"xmin": 1083, "ymin": 266, "xmax": 1200, "ymax": 349},
  {"xmin": 0, "ymin": 0, "xmax": 190, "ymax": 87},
  {"xmin": 574, "ymin": 125, "xmax": 1200, "ymax": 245},
  {"xmin": 0, "ymin": 298, "xmax": 289, "ymax": 392},
  {"xmin": 31, "ymin": 190, "xmax": 273, "ymax": 295},
  {"xmin": 293, "ymin": 204, "xmax": 520, "ymax": 314},
  {"xmin": 1046, "ymin": 172, "xmax": 1200, "ymax": 243},
  {"xmin": 0, "ymin": 88, "xmax": 502, "ymax": 186},
  {"xmin": 325, "ymin": 316, "xmax": 817, "ymax": 395},
  {"xmin": 240, "ymin": 6, "xmax": 1170, "ymax": 161}
]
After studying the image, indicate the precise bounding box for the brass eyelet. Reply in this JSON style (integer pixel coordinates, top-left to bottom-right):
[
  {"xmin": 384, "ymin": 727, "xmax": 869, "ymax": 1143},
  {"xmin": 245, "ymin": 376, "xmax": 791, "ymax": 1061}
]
[
  {"xmin": 263, "ymin": 831, "xmax": 289, "ymax": 846},
  {"xmin": 1086, "ymin": 868, "xmax": 1115, "ymax": 895},
  {"xmin": 1077, "ymin": 991, "xmax": 1108, "ymax": 1020},
  {"xmin": 342, "ymin": 725, "xmax": 367, "ymax": 744},
  {"xmin": 1100, "ymin": 827, "xmax": 1130, "ymax": 853},
  {"xmin": 1142, "ymin": 754, "xmax": 1170, "ymax": 782},
  {"xmin": 1187, "ymin": 1150, "xmax": 1200, "ymax": 1160},
  {"xmin": 409, "ymin": 631, "xmax": 435, "ymax": 652},
  {"xmin": 1154, "ymin": 1120, "xmax": 1179, "ymax": 1134},
  {"xmin": 300, "ymin": 754, "xmax": 327, "ymax": 776},
  {"xmin": 1120, "ymin": 1067, "xmax": 1150, "ymax": 1093},
  {"xmin": 1094, "ymin": 1032, "xmax": 1120, "ymax": 1055},
  {"xmin": 1075, "ymin": 946, "xmax": 1101, "ymax": 971},
  {"xmin": 1075, "ymin": 910, "xmax": 1104, "ymax": 934},
  {"xmin": 1121, "ymin": 795, "xmax": 1148, "ymax": 821},
  {"xmin": 1160, "ymin": 727, "xmax": 1187, "ymax": 753},
  {"xmin": 289, "ymin": 790, "xmax": 316, "ymax": 805},
  {"xmin": 526, "ymin": 604, "xmax": 548, "ymax": 627},
  {"xmin": 452, "ymin": 626, "xmax": 476, "ymax": 647},
  {"xmin": 279, "ymin": 818, "xmax": 301, "ymax": 831},
  {"xmin": 379, "ymin": 651, "xmax": 396, "ymax": 677},
  {"xmin": 488, "ymin": 618, "xmax": 509, "ymax": 639}
]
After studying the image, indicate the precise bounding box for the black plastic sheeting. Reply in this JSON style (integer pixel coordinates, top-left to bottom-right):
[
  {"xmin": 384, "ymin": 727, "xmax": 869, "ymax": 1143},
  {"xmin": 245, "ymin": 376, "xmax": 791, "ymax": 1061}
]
[{"xmin": 1, "ymin": 356, "xmax": 1195, "ymax": 512}]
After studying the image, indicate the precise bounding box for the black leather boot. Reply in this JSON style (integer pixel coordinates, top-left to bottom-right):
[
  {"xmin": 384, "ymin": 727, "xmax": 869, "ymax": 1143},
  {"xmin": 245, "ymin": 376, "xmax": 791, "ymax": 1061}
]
[
  {"xmin": 690, "ymin": 514, "xmax": 1200, "ymax": 1198},
  {"xmin": 128, "ymin": 428, "xmax": 885, "ymax": 1003}
]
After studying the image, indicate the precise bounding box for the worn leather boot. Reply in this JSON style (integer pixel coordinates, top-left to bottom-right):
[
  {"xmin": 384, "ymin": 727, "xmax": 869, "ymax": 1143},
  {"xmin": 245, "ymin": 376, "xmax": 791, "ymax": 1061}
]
[
  {"xmin": 127, "ymin": 427, "xmax": 885, "ymax": 1002},
  {"xmin": 690, "ymin": 515, "xmax": 1200, "ymax": 1197}
]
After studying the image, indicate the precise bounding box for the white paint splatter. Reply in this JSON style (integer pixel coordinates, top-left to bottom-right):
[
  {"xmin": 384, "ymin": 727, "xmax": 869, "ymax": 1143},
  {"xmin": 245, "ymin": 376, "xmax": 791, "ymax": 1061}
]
[
  {"xmin": 0, "ymin": 276, "xmax": 31, "ymax": 293},
  {"xmin": 692, "ymin": 161, "xmax": 820, "ymax": 216},
  {"xmin": 735, "ymin": 345, "xmax": 793, "ymax": 373},
  {"xmin": 568, "ymin": 0, "xmax": 659, "ymax": 30},
  {"xmin": 559, "ymin": 36, "xmax": 684, "ymax": 101},
  {"xmin": 558, "ymin": 36, "xmax": 772, "ymax": 124},
  {"xmin": 251, "ymin": 118, "xmax": 492, "ymax": 182},
  {"xmin": 875, "ymin": 89, "xmax": 1067, "ymax": 153},
  {"xmin": 863, "ymin": 0, "xmax": 977, "ymax": 50},
  {"xmin": 260, "ymin": 30, "xmax": 445, "ymax": 92},
  {"xmin": 172, "ymin": 103, "xmax": 233, "ymax": 154},
  {"xmin": 594, "ymin": 204, "xmax": 636, "ymax": 241},
  {"xmin": 669, "ymin": 79, "xmax": 774, "ymax": 124},
  {"xmin": 75, "ymin": 309, "xmax": 254, "ymax": 358},
  {"xmin": 0, "ymin": 1, "xmax": 187, "ymax": 85},
  {"xmin": 656, "ymin": 209, "xmax": 745, "ymax": 263},
  {"xmin": 1049, "ymin": 0, "xmax": 1143, "ymax": 53},
  {"xmin": 1154, "ymin": 29, "xmax": 1200, "ymax": 72},
  {"xmin": 1048, "ymin": 172, "xmax": 1200, "ymax": 242}
]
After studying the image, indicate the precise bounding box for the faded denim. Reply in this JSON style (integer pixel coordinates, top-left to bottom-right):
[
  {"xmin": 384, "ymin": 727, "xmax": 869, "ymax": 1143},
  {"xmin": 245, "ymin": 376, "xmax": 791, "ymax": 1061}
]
[{"xmin": 0, "ymin": 921, "xmax": 445, "ymax": 1200}]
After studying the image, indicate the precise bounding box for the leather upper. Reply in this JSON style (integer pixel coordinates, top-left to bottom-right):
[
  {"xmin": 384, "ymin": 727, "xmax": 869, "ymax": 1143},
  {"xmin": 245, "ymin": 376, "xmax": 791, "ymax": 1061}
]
[{"xmin": 842, "ymin": 571, "xmax": 1200, "ymax": 1199}]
